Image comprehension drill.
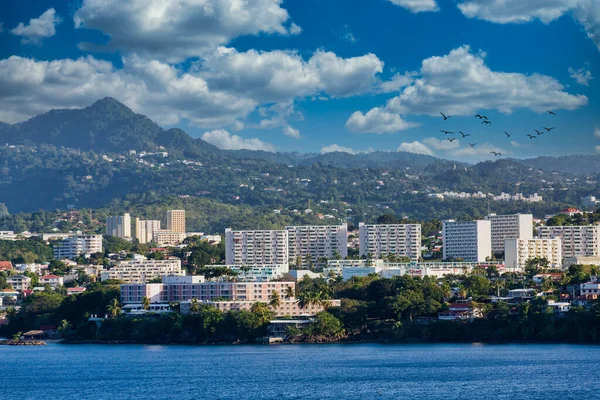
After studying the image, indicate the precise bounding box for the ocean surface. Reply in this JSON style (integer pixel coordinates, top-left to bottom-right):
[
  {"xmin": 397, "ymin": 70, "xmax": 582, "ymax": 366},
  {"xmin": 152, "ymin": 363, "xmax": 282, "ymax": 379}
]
[{"xmin": 1, "ymin": 343, "xmax": 599, "ymax": 399}]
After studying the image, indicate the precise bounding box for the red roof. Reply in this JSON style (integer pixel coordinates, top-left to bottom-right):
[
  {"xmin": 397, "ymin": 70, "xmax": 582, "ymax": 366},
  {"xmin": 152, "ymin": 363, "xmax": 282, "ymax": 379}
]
[
  {"xmin": 0, "ymin": 261, "xmax": 13, "ymax": 270},
  {"xmin": 41, "ymin": 274, "xmax": 61, "ymax": 279},
  {"xmin": 67, "ymin": 287, "xmax": 86, "ymax": 292},
  {"xmin": 562, "ymin": 208, "xmax": 581, "ymax": 212}
]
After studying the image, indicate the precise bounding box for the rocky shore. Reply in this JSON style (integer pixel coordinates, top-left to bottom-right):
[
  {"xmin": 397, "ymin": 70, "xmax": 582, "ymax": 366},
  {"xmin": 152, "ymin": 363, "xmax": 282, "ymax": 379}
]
[{"xmin": 0, "ymin": 339, "xmax": 46, "ymax": 346}]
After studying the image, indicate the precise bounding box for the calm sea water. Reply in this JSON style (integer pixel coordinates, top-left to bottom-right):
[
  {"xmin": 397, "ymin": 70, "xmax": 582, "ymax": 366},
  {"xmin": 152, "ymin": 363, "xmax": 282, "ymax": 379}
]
[{"xmin": 1, "ymin": 343, "xmax": 599, "ymax": 399}]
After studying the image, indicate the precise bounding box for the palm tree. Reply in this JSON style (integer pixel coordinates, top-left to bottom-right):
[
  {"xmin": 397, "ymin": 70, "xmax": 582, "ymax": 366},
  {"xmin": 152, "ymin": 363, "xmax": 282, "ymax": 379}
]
[
  {"xmin": 297, "ymin": 292, "xmax": 310, "ymax": 309},
  {"xmin": 285, "ymin": 286, "xmax": 295, "ymax": 299},
  {"xmin": 458, "ymin": 288, "xmax": 467, "ymax": 300},
  {"xmin": 189, "ymin": 298, "xmax": 200, "ymax": 313},
  {"xmin": 142, "ymin": 296, "xmax": 150, "ymax": 311},
  {"xmin": 268, "ymin": 291, "xmax": 280, "ymax": 309},
  {"xmin": 58, "ymin": 319, "xmax": 70, "ymax": 339},
  {"xmin": 250, "ymin": 302, "xmax": 272, "ymax": 323},
  {"xmin": 107, "ymin": 298, "xmax": 122, "ymax": 319}
]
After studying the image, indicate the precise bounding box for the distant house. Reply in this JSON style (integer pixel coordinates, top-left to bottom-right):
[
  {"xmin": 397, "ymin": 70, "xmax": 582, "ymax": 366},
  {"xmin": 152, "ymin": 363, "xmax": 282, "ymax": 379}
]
[
  {"xmin": 508, "ymin": 289, "xmax": 536, "ymax": 300},
  {"xmin": 532, "ymin": 273, "xmax": 563, "ymax": 285},
  {"xmin": 0, "ymin": 261, "xmax": 13, "ymax": 271},
  {"xmin": 546, "ymin": 300, "xmax": 571, "ymax": 315},
  {"xmin": 7, "ymin": 275, "xmax": 32, "ymax": 291},
  {"xmin": 66, "ymin": 287, "xmax": 86, "ymax": 296},
  {"xmin": 40, "ymin": 275, "xmax": 64, "ymax": 288},
  {"xmin": 438, "ymin": 302, "xmax": 482, "ymax": 321},
  {"xmin": 560, "ymin": 208, "xmax": 583, "ymax": 217}
]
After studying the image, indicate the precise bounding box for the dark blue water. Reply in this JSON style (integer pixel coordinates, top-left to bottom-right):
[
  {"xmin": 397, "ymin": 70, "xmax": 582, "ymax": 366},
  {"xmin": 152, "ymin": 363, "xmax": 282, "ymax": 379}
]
[{"xmin": 1, "ymin": 343, "xmax": 599, "ymax": 399}]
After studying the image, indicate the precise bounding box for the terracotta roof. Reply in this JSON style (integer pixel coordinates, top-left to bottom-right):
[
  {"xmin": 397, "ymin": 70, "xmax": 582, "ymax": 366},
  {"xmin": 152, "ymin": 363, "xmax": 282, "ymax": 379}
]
[
  {"xmin": 41, "ymin": 274, "xmax": 61, "ymax": 279},
  {"xmin": 0, "ymin": 261, "xmax": 13, "ymax": 270}
]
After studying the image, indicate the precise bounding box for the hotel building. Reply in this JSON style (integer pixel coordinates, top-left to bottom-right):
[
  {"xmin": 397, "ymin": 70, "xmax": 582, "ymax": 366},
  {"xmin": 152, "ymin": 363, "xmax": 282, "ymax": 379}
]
[{"xmin": 358, "ymin": 223, "xmax": 421, "ymax": 261}]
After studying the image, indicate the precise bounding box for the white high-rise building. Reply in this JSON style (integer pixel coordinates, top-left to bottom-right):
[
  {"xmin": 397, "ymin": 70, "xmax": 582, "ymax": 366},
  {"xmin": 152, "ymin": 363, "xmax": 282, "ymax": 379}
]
[
  {"xmin": 135, "ymin": 218, "xmax": 161, "ymax": 244},
  {"xmin": 442, "ymin": 220, "xmax": 492, "ymax": 263},
  {"xmin": 537, "ymin": 225, "xmax": 600, "ymax": 259},
  {"xmin": 504, "ymin": 238, "xmax": 563, "ymax": 270},
  {"xmin": 485, "ymin": 213, "xmax": 533, "ymax": 253},
  {"xmin": 225, "ymin": 229, "xmax": 289, "ymax": 265},
  {"xmin": 53, "ymin": 234, "xmax": 103, "ymax": 260},
  {"xmin": 358, "ymin": 223, "xmax": 421, "ymax": 261},
  {"xmin": 286, "ymin": 224, "xmax": 348, "ymax": 268},
  {"xmin": 106, "ymin": 213, "xmax": 131, "ymax": 238},
  {"xmin": 167, "ymin": 210, "xmax": 186, "ymax": 233}
]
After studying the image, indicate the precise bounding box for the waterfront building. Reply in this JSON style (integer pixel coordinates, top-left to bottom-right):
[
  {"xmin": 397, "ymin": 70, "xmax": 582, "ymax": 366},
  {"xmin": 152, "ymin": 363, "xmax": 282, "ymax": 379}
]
[
  {"xmin": 106, "ymin": 213, "xmax": 132, "ymax": 238},
  {"xmin": 101, "ymin": 258, "xmax": 184, "ymax": 283},
  {"xmin": 135, "ymin": 218, "xmax": 161, "ymax": 244},
  {"xmin": 504, "ymin": 238, "xmax": 562, "ymax": 270},
  {"xmin": 485, "ymin": 213, "xmax": 533, "ymax": 253},
  {"xmin": 286, "ymin": 224, "xmax": 348, "ymax": 268},
  {"xmin": 225, "ymin": 229, "xmax": 289, "ymax": 265},
  {"xmin": 442, "ymin": 220, "xmax": 492, "ymax": 262},
  {"xmin": 537, "ymin": 225, "xmax": 600, "ymax": 259},
  {"xmin": 167, "ymin": 210, "xmax": 186, "ymax": 233},
  {"xmin": 53, "ymin": 235, "xmax": 103, "ymax": 260},
  {"xmin": 179, "ymin": 299, "xmax": 341, "ymax": 317},
  {"xmin": 358, "ymin": 223, "xmax": 421, "ymax": 261}
]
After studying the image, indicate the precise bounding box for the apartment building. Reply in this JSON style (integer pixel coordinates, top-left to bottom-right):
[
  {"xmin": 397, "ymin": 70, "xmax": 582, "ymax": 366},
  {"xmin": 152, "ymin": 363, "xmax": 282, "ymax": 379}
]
[
  {"xmin": 204, "ymin": 264, "xmax": 290, "ymax": 282},
  {"xmin": 225, "ymin": 229, "xmax": 289, "ymax": 265},
  {"xmin": 180, "ymin": 299, "xmax": 341, "ymax": 317},
  {"xmin": 101, "ymin": 258, "xmax": 184, "ymax": 283},
  {"xmin": 537, "ymin": 225, "xmax": 600, "ymax": 259},
  {"xmin": 485, "ymin": 213, "xmax": 533, "ymax": 253},
  {"xmin": 286, "ymin": 224, "xmax": 348, "ymax": 268},
  {"xmin": 106, "ymin": 213, "xmax": 132, "ymax": 238},
  {"xmin": 167, "ymin": 210, "xmax": 186, "ymax": 233},
  {"xmin": 53, "ymin": 235, "xmax": 103, "ymax": 260},
  {"xmin": 7, "ymin": 275, "xmax": 31, "ymax": 291},
  {"xmin": 358, "ymin": 223, "xmax": 421, "ymax": 261},
  {"xmin": 504, "ymin": 238, "xmax": 563, "ymax": 270},
  {"xmin": 40, "ymin": 274, "xmax": 64, "ymax": 288},
  {"xmin": 153, "ymin": 230, "xmax": 187, "ymax": 246},
  {"xmin": 442, "ymin": 220, "xmax": 492, "ymax": 262},
  {"xmin": 135, "ymin": 218, "xmax": 161, "ymax": 244}
]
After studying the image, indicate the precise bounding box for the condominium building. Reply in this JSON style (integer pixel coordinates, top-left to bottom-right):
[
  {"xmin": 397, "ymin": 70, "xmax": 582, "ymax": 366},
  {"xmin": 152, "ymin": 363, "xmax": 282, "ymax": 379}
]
[
  {"xmin": 167, "ymin": 210, "xmax": 186, "ymax": 233},
  {"xmin": 203, "ymin": 264, "xmax": 290, "ymax": 282},
  {"xmin": 135, "ymin": 218, "xmax": 161, "ymax": 244},
  {"xmin": 101, "ymin": 258, "xmax": 184, "ymax": 283},
  {"xmin": 358, "ymin": 223, "xmax": 421, "ymax": 261},
  {"xmin": 442, "ymin": 220, "xmax": 492, "ymax": 262},
  {"xmin": 485, "ymin": 213, "xmax": 533, "ymax": 253},
  {"xmin": 504, "ymin": 238, "xmax": 563, "ymax": 270},
  {"xmin": 537, "ymin": 225, "xmax": 600, "ymax": 259},
  {"xmin": 286, "ymin": 224, "xmax": 348, "ymax": 268},
  {"xmin": 225, "ymin": 229, "xmax": 289, "ymax": 265},
  {"xmin": 153, "ymin": 230, "xmax": 187, "ymax": 246},
  {"xmin": 53, "ymin": 235, "xmax": 103, "ymax": 260},
  {"xmin": 106, "ymin": 213, "xmax": 132, "ymax": 238}
]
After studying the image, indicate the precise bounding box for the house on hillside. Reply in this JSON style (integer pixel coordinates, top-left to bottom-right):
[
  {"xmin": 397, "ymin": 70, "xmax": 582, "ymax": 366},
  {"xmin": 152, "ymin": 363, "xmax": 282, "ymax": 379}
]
[
  {"xmin": 0, "ymin": 261, "xmax": 13, "ymax": 271},
  {"xmin": 438, "ymin": 301, "xmax": 483, "ymax": 321}
]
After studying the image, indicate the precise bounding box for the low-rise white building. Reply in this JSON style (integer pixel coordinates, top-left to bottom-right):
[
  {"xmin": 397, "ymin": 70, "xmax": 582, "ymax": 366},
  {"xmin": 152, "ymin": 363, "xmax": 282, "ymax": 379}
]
[
  {"xmin": 153, "ymin": 230, "xmax": 187, "ymax": 246},
  {"xmin": 40, "ymin": 274, "xmax": 64, "ymax": 288},
  {"xmin": 563, "ymin": 256, "xmax": 600, "ymax": 269},
  {"xmin": 53, "ymin": 234, "xmax": 103, "ymax": 259},
  {"xmin": 7, "ymin": 275, "xmax": 32, "ymax": 291},
  {"xmin": 101, "ymin": 258, "xmax": 184, "ymax": 283},
  {"xmin": 504, "ymin": 238, "xmax": 562, "ymax": 270},
  {"xmin": 204, "ymin": 264, "xmax": 289, "ymax": 282}
]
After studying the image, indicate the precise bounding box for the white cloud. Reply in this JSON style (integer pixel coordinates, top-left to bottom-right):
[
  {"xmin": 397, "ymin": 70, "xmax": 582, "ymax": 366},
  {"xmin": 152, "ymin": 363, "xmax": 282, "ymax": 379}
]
[
  {"xmin": 384, "ymin": 45, "xmax": 587, "ymax": 116},
  {"xmin": 346, "ymin": 107, "xmax": 418, "ymax": 134},
  {"xmin": 11, "ymin": 8, "xmax": 61, "ymax": 44},
  {"xmin": 378, "ymin": 72, "xmax": 417, "ymax": 93},
  {"xmin": 388, "ymin": 0, "xmax": 439, "ymax": 13},
  {"xmin": 201, "ymin": 129, "xmax": 274, "ymax": 151},
  {"xmin": 342, "ymin": 25, "xmax": 356, "ymax": 43},
  {"xmin": 74, "ymin": 0, "xmax": 299, "ymax": 62},
  {"xmin": 596, "ymin": 145, "xmax": 600, "ymax": 153},
  {"xmin": 321, "ymin": 144, "xmax": 356, "ymax": 154},
  {"xmin": 397, "ymin": 141, "xmax": 435, "ymax": 156},
  {"xmin": 457, "ymin": 0, "xmax": 600, "ymax": 51},
  {"xmin": 511, "ymin": 141, "xmax": 521, "ymax": 147},
  {"xmin": 595, "ymin": 127, "xmax": 600, "ymax": 138},
  {"xmin": 569, "ymin": 65, "xmax": 593, "ymax": 86},
  {"xmin": 423, "ymin": 137, "xmax": 460, "ymax": 150},
  {"xmin": 283, "ymin": 125, "xmax": 301, "ymax": 139},
  {"xmin": 449, "ymin": 142, "xmax": 505, "ymax": 157}
]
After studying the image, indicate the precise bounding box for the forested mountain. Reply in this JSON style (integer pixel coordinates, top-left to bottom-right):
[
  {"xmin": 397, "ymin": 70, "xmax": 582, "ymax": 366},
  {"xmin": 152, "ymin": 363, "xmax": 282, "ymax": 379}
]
[{"xmin": 518, "ymin": 155, "xmax": 600, "ymax": 176}]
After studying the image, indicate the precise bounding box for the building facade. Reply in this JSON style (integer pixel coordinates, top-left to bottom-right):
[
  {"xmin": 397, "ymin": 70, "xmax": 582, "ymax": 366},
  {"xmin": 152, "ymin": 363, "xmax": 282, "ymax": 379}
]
[
  {"xmin": 204, "ymin": 264, "xmax": 290, "ymax": 282},
  {"xmin": 101, "ymin": 258, "xmax": 184, "ymax": 283},
  {"xmin": 442, "ymin": 220, "xmax": 492, "ymax": 262},
  {"xmin": 537, "ymin": 225, "xmax": 600, "ymax": 259},
  {"xmin": 153, "ymin": 230, "xmax": 187, "ymax": 246},
  {"xmin": 286, "ymin": 224, "xmax": 348, "ymax": 268},
  {"xmin": 106, "ymin": 213, "xmax": 132, "ymax": 238},
  {"xmin": 358, "ymin": 223, "xmax": 421, "ymax": 261},
  {"xmin": 485, "ymin": 213, "xmax": 533, "ymax": 253},
  {"xmin": 504, "ymin": 238, "xmax": 563, "ymax": 270},
  {"xmin": 225, "ymin": 229, "xmax": 289, "ymax": 265},
  {"xmin": 135, "ymin": 218, "xmax": 161, "ymax": 244},
  {"xmin": 53, "ymin": 235, "xmax": 103, "ymax": 260},
  {"xmin": 167, "ymin": 210, "xmax": 186, "ymax": 233}
]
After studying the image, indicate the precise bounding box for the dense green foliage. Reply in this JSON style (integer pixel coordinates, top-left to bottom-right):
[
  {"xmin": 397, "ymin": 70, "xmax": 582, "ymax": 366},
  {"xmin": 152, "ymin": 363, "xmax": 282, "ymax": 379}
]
[{"xmin": 0, "ymin": 238, "xmax": 53, "ymax": 264}]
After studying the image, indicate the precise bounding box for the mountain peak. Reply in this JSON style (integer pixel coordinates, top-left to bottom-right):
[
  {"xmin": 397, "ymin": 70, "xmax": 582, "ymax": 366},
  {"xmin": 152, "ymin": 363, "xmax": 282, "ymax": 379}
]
[{"xmin": 88, "ymin": 97, "xmax": 135, "ymax": 116}]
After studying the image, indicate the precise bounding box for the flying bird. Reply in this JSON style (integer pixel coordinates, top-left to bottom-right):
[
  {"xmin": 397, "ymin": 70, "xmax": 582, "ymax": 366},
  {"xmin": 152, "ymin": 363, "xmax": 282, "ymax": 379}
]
[
  {"xmin": 475, "ymin": 114, "xmax": 483, "ymax": 119},
  {"xmin": 447, "ymin": 138, "xmax": 456, "ymax": 142},
  {"xmin": 535, "ymin": 129, "xmax": 544, "ymax": 136},
  {"xmin": 527, "ymin": 134, "xmax": 537, "ymax": 139},
  {"xmin": 543, "ymin": 127, "xmax": 555, "ymax": 132},
  {"xmin": 491, "ymin": 152, "xmax": 501, "ymax": 156},
  {"xmin": 459, "ymin": 131, "xmax": 470, "ymax": 137},
  {"xmin": 504, "ymin": 131, "xmax": 512, "ymax": 137},
  {"xmin": 469, "ymin": 143, "xmax": 476, "ymax": 147},
  {"xmin": 482, "ymin": 120, "xmax": 491, "ymax": 125},
  {"xmin": 440, "ymin": 112, "xmax": 451, "ymax": 120},
  {"xmin": 440, "ymin": 130, "xmax": 454, "ymax": 135},
  {"xmin": 547, "ymin": 110, "xmax": 556, "ymax": 116}
]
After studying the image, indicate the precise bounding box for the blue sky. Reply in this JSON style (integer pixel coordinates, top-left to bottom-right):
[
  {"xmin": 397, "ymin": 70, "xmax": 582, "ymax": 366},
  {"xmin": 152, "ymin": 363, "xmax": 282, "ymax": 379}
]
[{"xmin": 1, "ymin": 0, "xmax": 599, "ymax": 162}]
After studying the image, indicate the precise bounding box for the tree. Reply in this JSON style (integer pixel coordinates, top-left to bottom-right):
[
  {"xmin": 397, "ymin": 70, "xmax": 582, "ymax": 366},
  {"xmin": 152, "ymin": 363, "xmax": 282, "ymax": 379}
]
[
  {"xmin": 142, "ymin": 296, "xmax": 150, "ymax": 310},
  {"xmin": 189, "ymin": 298, "xmax": 200, "ymax": 313},
  {"xmin": 107, "ymin": 298, "xmax": 121, "ymax": 318},
  {"xmin": 285, "ymin": 285, "xmax": 295, "ymax": 299},
  {"xmin": 268, "ymin": 291, "xmax": 280, "ymax": 310},
  {"xmin": 250, "ymin": 302, "xmax": 273, "ymax": 324},
  {"xmin": 58, "ymin": 319, "xmax": 71, "ymax": 339}
]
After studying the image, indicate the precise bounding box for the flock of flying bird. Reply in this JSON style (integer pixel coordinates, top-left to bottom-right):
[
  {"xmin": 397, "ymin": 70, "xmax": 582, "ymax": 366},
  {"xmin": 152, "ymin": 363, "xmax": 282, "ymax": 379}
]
[{"xmin": 438, "ymin": 111, "xmax": 557, "ymax": 157}]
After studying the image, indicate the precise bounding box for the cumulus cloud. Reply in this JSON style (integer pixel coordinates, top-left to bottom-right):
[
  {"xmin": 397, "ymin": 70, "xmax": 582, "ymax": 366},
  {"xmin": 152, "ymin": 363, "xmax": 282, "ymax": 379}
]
[
  {"xmin": 457, "ymin": 0, "xmax": 600, "ymax": 50},
  {"xmin": 11, "ymin": 8, "xmax": 61, "ymax": 44},
  {"xmin": 511, "ymin": 141, "xmax": 521, "ymax": 147},
  {"xmin": 595, "ymin": 127, "xmax": 600, "ymax": 138},
  {"xmin": 321, "ymin": 144, "xmax": 356, "ymax": 154},
  {"xmin": 397, "ymin": 141, "xmax": 435, "ymax": 156},
  {"xmin": 569, "ymin": 65, "xmax": 593, "ymax": 86},
  {"xmin": 383, "ymin": 45, "xmax": 587, "ymax": 116},
  {"xmin": 378, "ymin": 72, "xmax": 417, "ymax": 93},
  {"xmin": 346, "ymin": 107, "xmax": 418, "ymax": 134},
  {"xmin": 423, "ymin": 137, "xmax": 460, "ymax": 150},
  {"xmin": 449, "ymin": 142, "xmax": 505, "ymax": 157},
  {"xmin": 388, "ymin": 0, "xmax": 439, "ymax": 13},
  {"xmin": 201, "ymin": 129, "xmax": 275, "ymax": 151},
  {"xmin": 283, "ymin": 125, "xmax": 301, "ymax": 139},
  {"xmin": 74, "ymin": 0, "xmax": 299, "ymax": 62}
]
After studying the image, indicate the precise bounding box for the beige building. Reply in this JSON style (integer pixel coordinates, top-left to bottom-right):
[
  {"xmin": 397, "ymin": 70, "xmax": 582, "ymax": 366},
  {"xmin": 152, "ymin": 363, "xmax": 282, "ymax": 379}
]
[
  {"xmin": 504, "ymin": 238, "xmax": 563, "ymax": 270},
  {"xmin": 106, "ymin": 213, "xmax": 132, "ymax": 238},
  {"xmin": 153, "ymin": 230, "xmax": 187, "ymax": 246},
  {"xmin": 537, "ymin": 225, "xmax": 600, "ymax": 259},
  {"xmin": 167, "ymin": 210, "xmax": 186, "ymax": 233},
  {"xmin": 135, "ymin": 218, "xmax": 161, "ymax": 244}
]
